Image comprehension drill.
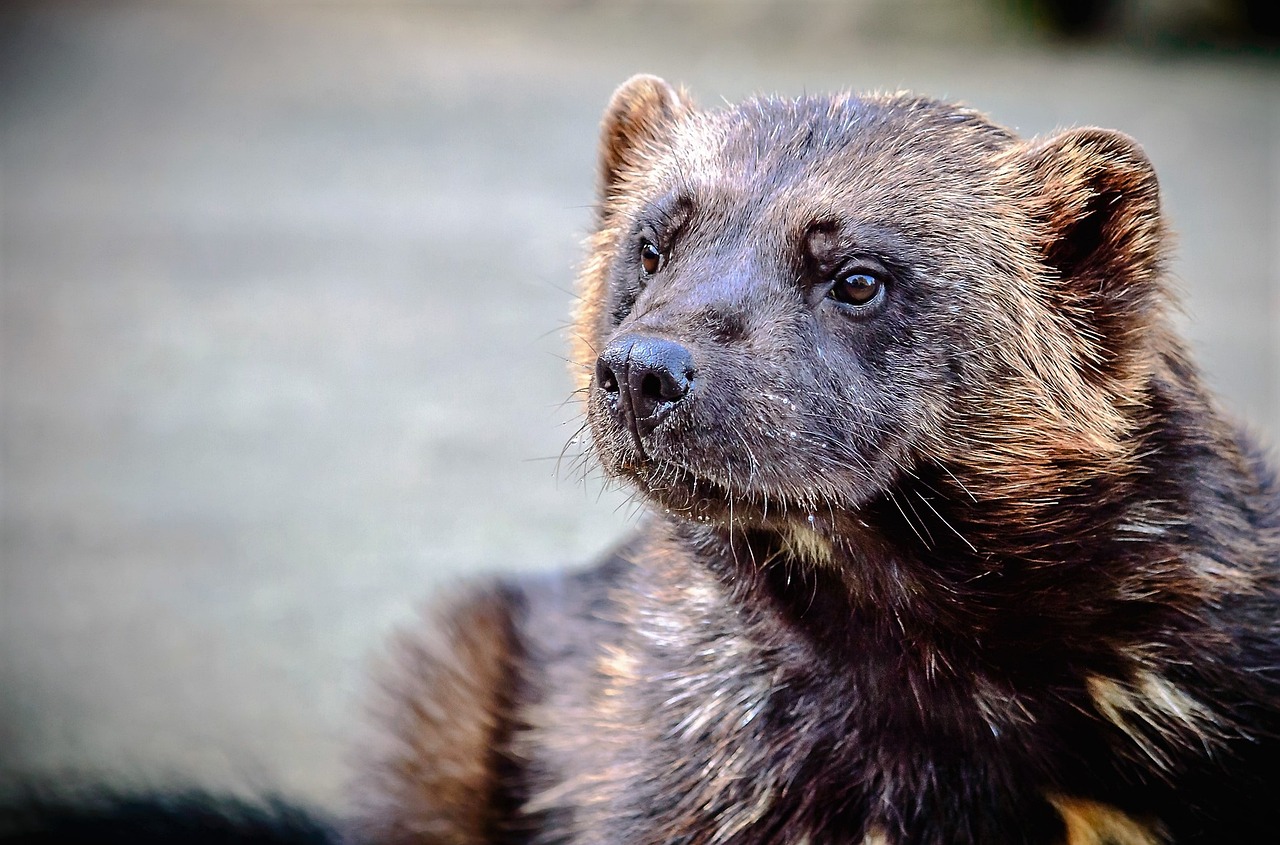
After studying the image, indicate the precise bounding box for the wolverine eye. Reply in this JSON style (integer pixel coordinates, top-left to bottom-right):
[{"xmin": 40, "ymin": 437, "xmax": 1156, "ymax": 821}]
[
  {"xmin": 640, "ymin": 241, "xmax": 664, "ymax": 275},
  {"xmin": 828, "ymin": 271, "xmax": 884, "ymax": 309}
]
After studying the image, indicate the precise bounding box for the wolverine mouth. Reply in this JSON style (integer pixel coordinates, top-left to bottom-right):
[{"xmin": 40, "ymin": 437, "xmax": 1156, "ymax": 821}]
[
  {"xmin": 600, "ymin": 422, "xmax": 897, "ymax": 531},
  {"xmin": 613, "ymin": 449, "xmax": 806, "ymax": 527},
  {"xmin": 608, "ymin": 450, "xmax": 739, "ymax": 519}
]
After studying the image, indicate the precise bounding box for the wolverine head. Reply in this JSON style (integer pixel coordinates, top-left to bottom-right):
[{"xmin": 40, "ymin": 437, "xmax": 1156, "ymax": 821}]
[{"xmin": 576, "ymin": 76, "xmax": 1167, "ymax": 542}]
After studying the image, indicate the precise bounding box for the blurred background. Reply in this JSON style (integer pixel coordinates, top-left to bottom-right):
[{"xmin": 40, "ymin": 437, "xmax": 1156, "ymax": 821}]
[{"xmin": 1, "ymin": 0, "xmax": 1276, "ymax": 813}]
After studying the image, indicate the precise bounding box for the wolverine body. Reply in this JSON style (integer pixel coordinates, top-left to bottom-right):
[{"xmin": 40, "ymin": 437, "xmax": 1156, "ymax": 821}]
[{"xmin": 355, "ymin": 78, "xmax": 1280, "ymax": 844}]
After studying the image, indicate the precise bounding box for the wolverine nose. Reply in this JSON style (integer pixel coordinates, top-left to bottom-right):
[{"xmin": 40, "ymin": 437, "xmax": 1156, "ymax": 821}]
[{"xmin": 596, "ymin": 334, "xmax": 695, "ymax": 436}]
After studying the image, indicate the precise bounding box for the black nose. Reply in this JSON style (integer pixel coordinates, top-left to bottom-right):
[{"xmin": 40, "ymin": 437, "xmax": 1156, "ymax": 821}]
[{"xmin": 596, "ymin": 334, "xmax": 695, "ymax": 436}]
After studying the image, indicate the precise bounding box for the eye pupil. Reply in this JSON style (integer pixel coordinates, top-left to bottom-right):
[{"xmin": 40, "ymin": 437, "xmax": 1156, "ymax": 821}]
[
  {"xmin": 640, "ymin": 242, "xmax": 663, "ymax": 275},
  {"xmin": 830, "ymin": 272, "xmax": 882, "ymax": 307}
]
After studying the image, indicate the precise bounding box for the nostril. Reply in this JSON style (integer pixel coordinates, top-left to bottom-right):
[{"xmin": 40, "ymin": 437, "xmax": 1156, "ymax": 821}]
[
  {"xmin": 596, "ymin": 358, "xmax": 620, "ymax": 394},
  {"xmin": 641, "ymin": 368, "xmax": 690, "ymax": 403}
]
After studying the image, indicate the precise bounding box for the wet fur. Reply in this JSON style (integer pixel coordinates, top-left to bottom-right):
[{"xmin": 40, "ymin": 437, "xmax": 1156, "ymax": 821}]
[{"xmin": 358, "ymin": 78, "xmax": 1280, "ymax": 844}]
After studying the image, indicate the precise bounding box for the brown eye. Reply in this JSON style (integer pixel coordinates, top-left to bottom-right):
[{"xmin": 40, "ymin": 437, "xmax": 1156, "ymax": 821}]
[
  {"xmin": 640, "ymin": 241, "xmax": 664, "ymax": 275},
  {"xmin": 828, "ymin": 271, "xmax": 884, "ymax": 309}
]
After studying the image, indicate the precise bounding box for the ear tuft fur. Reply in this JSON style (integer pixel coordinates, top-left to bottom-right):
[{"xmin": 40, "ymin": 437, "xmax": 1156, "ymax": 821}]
[
  {"xmin": 1020, "ymin": 127, "xmax": 1167, "ymax": 375},
  {"xmin": 598, "ymin": 75, "xmax": 692, "ymax": 201}
]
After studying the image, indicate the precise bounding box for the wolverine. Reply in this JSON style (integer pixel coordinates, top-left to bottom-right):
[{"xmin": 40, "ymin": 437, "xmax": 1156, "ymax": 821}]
[
  {"xmin": 350, "ymin": 77, "xmax": 1280, "ymax": 845},
  {"xmin": 4, "ymin": 79, "xmax": 1279, "ymax": 844}
]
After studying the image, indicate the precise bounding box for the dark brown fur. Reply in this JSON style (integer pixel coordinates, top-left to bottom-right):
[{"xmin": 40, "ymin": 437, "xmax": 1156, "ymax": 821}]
[{"xmin": 354, "ymin": 77, "xmax": 1280, "ymax": 845}]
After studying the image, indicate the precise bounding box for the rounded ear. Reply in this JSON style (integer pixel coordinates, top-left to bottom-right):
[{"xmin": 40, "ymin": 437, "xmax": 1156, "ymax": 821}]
[
  {"xmin": 598, "ymin": 75, "xmax": 693, "ymax": 201},
  {"xmin": 1021, "ymin": 127, "xmax": 1164, "ymax": 295},
  {"xmin": 1017, "ymin": 128, "xmax": 1167, "ymax": 371}
]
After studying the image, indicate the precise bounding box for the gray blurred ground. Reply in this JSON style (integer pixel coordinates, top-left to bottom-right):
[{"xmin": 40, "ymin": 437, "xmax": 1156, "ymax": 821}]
[{"xmin": 1, "ymin": 0, "xmax": 1276, "ymax": 812}]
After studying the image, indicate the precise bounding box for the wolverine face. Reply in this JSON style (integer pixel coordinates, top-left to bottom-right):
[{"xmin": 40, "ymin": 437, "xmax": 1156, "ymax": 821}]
[
  {"xmin": 583, "ymin": 92, "xmax": 1009, "ymax": 527},
  {"xmin": 579, "ymin": 77, "xmax": 1163, "ymax": 537}
]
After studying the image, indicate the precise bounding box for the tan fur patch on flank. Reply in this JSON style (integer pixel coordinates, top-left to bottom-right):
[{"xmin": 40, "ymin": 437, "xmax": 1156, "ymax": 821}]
[
  {"xmin": 1087, "ymin": 670, "xmax": 1223, "ymax": 770},
  {"xmin": 781, "ymin": 521, "xmax": 835, "ymax": 566},
  {"xmin": 1048, "ymin": 795, "xmax": 1165, "ymax": 845},
  {"xmin": 861, "ymin": 825, "xmax": 892, "ymax": 845}
]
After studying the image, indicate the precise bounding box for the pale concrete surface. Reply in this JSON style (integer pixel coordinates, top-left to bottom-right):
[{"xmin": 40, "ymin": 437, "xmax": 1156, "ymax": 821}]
[{"xmin": 1, "ymin": 0, "xmax": 1276, "ymax": 812}]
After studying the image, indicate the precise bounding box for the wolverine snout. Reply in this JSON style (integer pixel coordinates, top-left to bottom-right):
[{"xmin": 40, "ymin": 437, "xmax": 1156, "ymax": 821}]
[{"xmin": 595, "ymin": 334, "xmax": 696, "ymax": 438}]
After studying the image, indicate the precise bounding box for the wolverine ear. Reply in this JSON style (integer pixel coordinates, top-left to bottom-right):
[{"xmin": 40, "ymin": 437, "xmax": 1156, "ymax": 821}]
[
  {"xmin": 1019, "ymin": 127, "xmax": 1166, "ymax": 363},
  {"xmin": 598, "ymin": 74, "xmax": 692, "ymax": 201}
]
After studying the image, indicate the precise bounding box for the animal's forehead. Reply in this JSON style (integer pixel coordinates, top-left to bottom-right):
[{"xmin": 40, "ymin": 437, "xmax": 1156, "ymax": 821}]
[{"xmin": 662, "ymin": 93, "xmax": 1016, "ymax": 199}]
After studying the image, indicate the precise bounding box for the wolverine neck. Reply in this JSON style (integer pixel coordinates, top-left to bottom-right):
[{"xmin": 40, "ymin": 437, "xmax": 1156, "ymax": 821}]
[{"xmin": 679, "ymin": 382, "xmax": 1235, "ymax": 680}]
